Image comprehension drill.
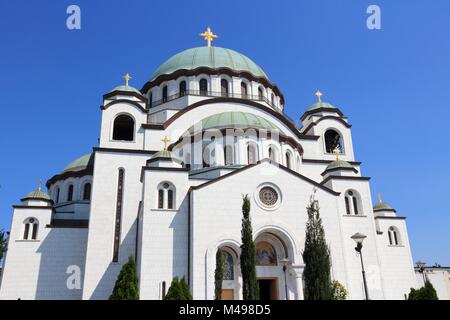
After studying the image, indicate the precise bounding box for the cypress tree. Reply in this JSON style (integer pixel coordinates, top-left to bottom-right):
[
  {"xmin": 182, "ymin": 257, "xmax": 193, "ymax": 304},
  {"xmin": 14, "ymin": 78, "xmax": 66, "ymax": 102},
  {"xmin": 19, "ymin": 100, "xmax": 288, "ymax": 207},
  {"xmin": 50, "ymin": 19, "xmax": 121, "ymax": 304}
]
[
  {"xmin": 302, "ymin": 197, "xmax": 332, "ymax": 300},
  {"xmin": 408, "ymin": 280, "xmax": 439, "ymax": 300},
  {"xmin": 109, "ymin": 256, "xmax": 139, "ymax": 300},
  {"xmin": 214, "ymin": 249, "xmax": 225, "ymax": 300},
  {"xmin": 0, "ymin": 229, "xmax": 7, "ymax": 262},
  {"xmin": 165, "ymin": 276, "xmax": 192, "ymax": 300},
  {"xmin": 240, "ymin": 194, "xmax": 259, "ymax": 300},
  {"xmin": 180, "ymin": 276, "xmax": 193, "ymax": 300}
]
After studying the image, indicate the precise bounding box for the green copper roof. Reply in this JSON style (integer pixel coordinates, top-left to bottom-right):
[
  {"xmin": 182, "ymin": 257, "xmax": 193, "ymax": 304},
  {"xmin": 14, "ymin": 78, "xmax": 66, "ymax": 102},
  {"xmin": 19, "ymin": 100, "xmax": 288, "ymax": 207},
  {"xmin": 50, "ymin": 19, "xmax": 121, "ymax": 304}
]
[
  {"xmin": 307, "ymin": 101, "xmax": 337, "ymax": 112},
  {"xmin": 23, "ymin": 189, "xmax": 51, "ymax": 201},
  {"xmin": 186, "ymin": 112, "xmax": 279, "ymax": 134},
  {"xmin": 325, "ymin": 160, "xmax": 354, "ymax": 171},
  {"xmin": 151, "ymin": 46, "xmax": 269, "ymax": 81},
  {"xmin": 373, "ymin": 202, "xmax": 396, "ymax": 212},
  {"xmin": 150, "ymin": 150, "xmax": 173, "ymax": 159},
  {"xmin": 63, "ymin": 153, "xmax": 94, "ymax": 173},
  {"xmin": 110, "ymin": 85, "xmax": 141, "ymax": 94}
]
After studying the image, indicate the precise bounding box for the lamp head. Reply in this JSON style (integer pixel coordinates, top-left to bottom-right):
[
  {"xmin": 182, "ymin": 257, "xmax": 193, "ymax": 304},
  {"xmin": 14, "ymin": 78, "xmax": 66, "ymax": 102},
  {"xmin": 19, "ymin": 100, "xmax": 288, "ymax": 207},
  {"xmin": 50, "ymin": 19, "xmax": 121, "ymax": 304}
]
[
  {"xmin": 416, "ymin": 260, "xmax": 426, "ymax": 270},
  {"xmin": 351, "ymin": 232, "xmax": 366, "ymax": 252}
]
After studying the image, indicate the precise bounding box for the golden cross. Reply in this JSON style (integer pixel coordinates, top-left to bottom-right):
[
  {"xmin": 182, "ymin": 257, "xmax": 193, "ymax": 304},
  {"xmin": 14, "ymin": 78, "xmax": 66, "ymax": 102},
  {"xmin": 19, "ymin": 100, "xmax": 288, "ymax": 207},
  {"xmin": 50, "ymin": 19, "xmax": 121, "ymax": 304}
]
[
  {"xmin": 200, "ymin": 27, "xmax": 218, "ymax": 47},
  {"xmin": 123, "ymin": 73, "xmax": 132, "ymax": 86},
  {"xmin": 333, "ymin": 147, "xmax": 340, "ymax": 160},
  {"xmin": 38, "ymin": 178, "xmax": 43, "ymax": 191},
  {"xmin": 162, "ymin": 136, "xmax": 170, "ymax": 150},
  {"xmin": 378, "ymin": 192, "xmax": 383, "ymax": 204},
  {"xmin": 315, "ymin": 90, "xmax": 323, "ymax": 102}
]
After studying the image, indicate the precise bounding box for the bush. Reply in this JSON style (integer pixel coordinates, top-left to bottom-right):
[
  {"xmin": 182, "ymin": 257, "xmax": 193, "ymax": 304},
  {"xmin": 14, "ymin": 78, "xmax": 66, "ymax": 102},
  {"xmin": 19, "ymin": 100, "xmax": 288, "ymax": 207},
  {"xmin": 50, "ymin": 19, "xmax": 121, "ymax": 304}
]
[
  {"xmin": 164, "ymin": 276, "xmax": 192, "ymax": 300},
  {"xmin": 109, "ymin": 256, "xmax": 139, "ymax": 300},
  {"xmin": 408, "ymin": 280, "xmax": 438, "ymax": 300},
  {"xmin": 331, "ymin": 280, "xmax": 348, "ymax": 300}
]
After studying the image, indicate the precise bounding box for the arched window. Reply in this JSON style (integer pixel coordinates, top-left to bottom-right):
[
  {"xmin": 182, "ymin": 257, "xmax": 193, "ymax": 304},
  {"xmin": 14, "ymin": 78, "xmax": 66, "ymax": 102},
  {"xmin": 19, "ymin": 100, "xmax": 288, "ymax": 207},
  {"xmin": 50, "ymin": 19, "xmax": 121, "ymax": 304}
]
[
  {"xmin": 83, "ymin": 183, "xmax": 91, "ymax": 201},
  {"xmin": 285, "ymin": 152, "xmax": 292, "ymax": 169},
  {"xmin": 157, "ymin": 182, "xmax": 176, "ymax": 209},
  {"xmin": 222, "ymin": 250, "xmax": 234, "ymax": 280},
  {"xmin": 247, "ymin": 144, "xmax": 258, "ymax": 165},
  {"xmin": 199, "ymin": 79, "xmax": 208, "ymax": 95},
  {"xmin": 179, "ymin": 81, "xmax": 186, "ymax": 96},
  {"xmin": 221, "ymin": 79, "xmax": 229, "ymax": 97},
  {"xmin": 296, "ymin": 156, "xmax": 301, "ymax": 172},
  {"xmin": 271, "ymin": 93, "xmax": 275, "ymax": 106},
  {"xmin": 344, "ymin": 190, "xmax": 360, "ymax": 215},
  {"xmin": 149, "ymin": 92, "xmax": 153, "ymax": 108},
  {"xmin": 162, "ymin": 85, "xmax": 168, "ymax": 102},
  {"xmin": 158, "ymin": 189, "xmax": 164, "ymax": 209},
  {"xmin": 325, "ymin": 129, "xmax": 343, "ymax": 154},
  {"xmin": 241, "ymin": 82, "xmax": 248, "ymax": 98},
  {"xmin": 224, "ymin": 144, "xmax": 234, "ymax": 165},
  {"xmin": 256, "ymin": 242, "xmax": 277, "ymax": 266},
  {"xmin": 112, "ymin": 114, "xmax": 134, "ymax": 141},
  {"xmin": 23, "ymin": 218, "xmax": 38, "ymax": 240},
  {"xmin": 67, "ymin": 184, "xmax": 74, "ymax": 202},
  {"xmin": 268, "ymin": 146, "xmax": 276, "ymax": 162},
  {"xmin": 258, "ymin": 87, "xmax": 264, "ymax": 100},
  {"xmin": 388, "ymin": 226, "xmax": 401, "ymax": 246},
  {"xmin": 55, "ymin": 187, "xmax": 60, "ymax": 203}
]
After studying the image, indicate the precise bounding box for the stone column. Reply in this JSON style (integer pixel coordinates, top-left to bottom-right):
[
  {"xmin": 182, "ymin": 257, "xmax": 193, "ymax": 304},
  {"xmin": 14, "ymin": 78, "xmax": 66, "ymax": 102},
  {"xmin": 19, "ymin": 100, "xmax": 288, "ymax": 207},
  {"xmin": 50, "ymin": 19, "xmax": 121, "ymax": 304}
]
[{"xmin": 290, "ymin": 264, "xmax": 305, "ymax": 300}]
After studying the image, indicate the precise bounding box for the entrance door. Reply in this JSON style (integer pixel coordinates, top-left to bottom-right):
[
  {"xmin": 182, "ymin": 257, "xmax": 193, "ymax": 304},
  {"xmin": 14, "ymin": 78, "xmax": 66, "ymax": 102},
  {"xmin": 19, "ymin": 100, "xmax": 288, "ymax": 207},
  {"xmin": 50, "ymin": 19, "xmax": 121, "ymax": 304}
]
[
  {"xmin": 258, "ymin": 279, "xmax": 278, "ymax": 300},
  {"xmin": 221, "ymin": 289, "xmax": 234, "ymax": 300}
]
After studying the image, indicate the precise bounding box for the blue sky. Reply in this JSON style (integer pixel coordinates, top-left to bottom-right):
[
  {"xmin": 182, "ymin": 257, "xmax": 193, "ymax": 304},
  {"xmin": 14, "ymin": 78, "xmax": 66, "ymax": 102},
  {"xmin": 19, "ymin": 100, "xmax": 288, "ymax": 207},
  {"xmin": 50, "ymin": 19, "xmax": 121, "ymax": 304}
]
[{"xmin": 0, "ymin": 1, "xmax": 449, "ymax": 265}]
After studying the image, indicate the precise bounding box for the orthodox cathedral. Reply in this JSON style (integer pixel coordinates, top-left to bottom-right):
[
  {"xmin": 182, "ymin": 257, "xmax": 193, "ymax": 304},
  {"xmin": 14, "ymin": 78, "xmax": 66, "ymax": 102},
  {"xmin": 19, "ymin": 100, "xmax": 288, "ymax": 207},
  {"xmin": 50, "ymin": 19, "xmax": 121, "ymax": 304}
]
[{"xmin": 0, "ymin": 28, "xmax": 417, "ymax": 300}]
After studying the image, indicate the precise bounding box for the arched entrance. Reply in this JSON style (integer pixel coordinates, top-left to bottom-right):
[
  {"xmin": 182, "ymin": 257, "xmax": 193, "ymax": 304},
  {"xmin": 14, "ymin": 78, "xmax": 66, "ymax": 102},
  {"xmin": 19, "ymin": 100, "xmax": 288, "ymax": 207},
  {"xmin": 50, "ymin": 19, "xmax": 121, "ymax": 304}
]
[{"xmin": 254, "ymin": 228, "xmax": 298, "ymax": 300}]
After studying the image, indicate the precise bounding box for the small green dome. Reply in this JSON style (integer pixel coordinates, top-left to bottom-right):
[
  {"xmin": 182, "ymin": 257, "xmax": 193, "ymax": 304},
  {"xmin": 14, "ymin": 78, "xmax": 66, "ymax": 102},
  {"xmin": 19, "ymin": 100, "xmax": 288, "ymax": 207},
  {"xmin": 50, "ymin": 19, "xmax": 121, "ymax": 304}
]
[
  {"xmin": 186, "ymin": 112, "xmax": 279, "ymax": 134},
  {"xmin": 110, "ymin": 85, "xmax": 141, "ymax": 94},
  {"xmin": 151, "ymin": 46, "xmax": 269, "ymax": 81},
  {"xmin": 22, "ymin": 188, "xmax": 51, "ymax": 201},
  {"xmin": 373, "ymin": 202, "xmax": 396, "ymax": 212},
  {"xmin": 307, "ymin": 101, "xmax": 337, "ymax": 112},
  {"xmin": 325, "ymin": 159, "xmax": 354, "ymax": 171},
  {"xmin": 150, "ymin": 150, "xmax": 173, "ymax": 159},
  {"xmin": 63, "ymin": 153, "xmax": 94, "ymax": 173}
]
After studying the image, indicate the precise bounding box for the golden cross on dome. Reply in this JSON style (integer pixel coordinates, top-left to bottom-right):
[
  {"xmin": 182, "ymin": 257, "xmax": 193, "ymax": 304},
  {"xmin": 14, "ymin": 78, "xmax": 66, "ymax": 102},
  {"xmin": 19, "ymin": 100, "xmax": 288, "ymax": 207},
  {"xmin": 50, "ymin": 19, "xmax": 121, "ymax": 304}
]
[
  {"xmin": 315, "ymin": 90, "xmax": 323, "ymax": 102},
  {"xmin": 162, "ymin": 136, "xmax": 170, "ymax": 150},
  {"xmin": 377, "ymin": 192, "xmax": 383, "ymax": 204},
  {"xmin": 200, "ymin": 27, "xmax": 218, "ymax": 47},
  {"xmin": 38, "ymin": 178, "xmax": 43, "ymax": 191},
  {"xmin": 333, "ymin": 147, "xmax": 340, "ymax": 161},
  {"xmin": 123, "ymin": 73, "xmax": 132, "ymax": 86}
]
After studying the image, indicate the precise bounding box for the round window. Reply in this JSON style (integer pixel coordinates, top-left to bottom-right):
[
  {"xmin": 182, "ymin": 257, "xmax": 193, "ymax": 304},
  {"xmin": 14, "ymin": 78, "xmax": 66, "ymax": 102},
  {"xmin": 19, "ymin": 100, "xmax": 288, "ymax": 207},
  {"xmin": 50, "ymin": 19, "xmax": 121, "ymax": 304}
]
[{"xmin": 259, "ymin": 187, "xmax": 278, "ymax": 207}]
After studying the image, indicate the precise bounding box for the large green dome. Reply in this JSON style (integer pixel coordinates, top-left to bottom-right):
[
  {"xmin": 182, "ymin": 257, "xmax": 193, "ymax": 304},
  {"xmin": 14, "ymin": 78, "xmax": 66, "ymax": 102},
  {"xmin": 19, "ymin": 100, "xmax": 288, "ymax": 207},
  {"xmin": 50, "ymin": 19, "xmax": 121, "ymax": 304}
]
[
  {"xmin": 151, "ymin": 46, "xmax": 269, "ymax": 81},
  {"xmin": 63, "ymin": 153, "xmax": 94, "ymax": 173}
]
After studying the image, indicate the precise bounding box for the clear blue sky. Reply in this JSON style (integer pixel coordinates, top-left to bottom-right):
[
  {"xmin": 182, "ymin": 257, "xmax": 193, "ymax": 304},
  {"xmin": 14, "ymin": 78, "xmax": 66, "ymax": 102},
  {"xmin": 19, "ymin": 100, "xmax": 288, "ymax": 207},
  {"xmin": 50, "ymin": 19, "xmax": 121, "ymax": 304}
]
[{"xmin": 0, "ymin": 1, "xmax": 449, "ymax": 265}]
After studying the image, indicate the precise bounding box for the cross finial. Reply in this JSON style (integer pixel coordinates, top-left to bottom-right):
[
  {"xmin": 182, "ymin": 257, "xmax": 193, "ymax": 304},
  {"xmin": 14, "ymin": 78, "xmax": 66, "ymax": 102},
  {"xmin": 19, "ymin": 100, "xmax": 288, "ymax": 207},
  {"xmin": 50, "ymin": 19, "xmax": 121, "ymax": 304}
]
[
  {"xmin": 333, "ymin": 147, "xmax": 340, "ymax": 160},
  {"xmin": 162, "ymin": 136, "xmax": 170, "ymax": 151},
  {"xmin": 315, "ymin": 90, "xmax": 323, "ymax": 102},
  {"xmin": 200, "ymin": 27, "xmax": 218, "ymax": 47},
  {"xmin": 38, "ymin": 178, "xmax": 43, "ymax": 191},
  {"xmin": 378, "ymin": 192, "xmax": 383, "ymax": 204},
  {"xmin": 123, "ymin": 73, "xmax": 132, "ymax": 86}
]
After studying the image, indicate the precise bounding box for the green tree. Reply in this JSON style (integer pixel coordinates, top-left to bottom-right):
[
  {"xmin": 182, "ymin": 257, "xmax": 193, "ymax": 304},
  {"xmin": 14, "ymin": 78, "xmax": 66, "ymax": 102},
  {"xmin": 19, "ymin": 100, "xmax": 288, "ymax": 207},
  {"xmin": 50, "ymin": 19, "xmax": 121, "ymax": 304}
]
[
  {"xmin": 408, "ymin": 280, "xmax": 438, "ymax": 300},
  {"xmin": 240, "ymin": 194, "xmax": 259, "ymax": 300},
  {"xmin": 164, "ymin": 276, "xmax": 192, "ymax": 300},
  {"xmin": 214, "ymin": 249, "xmax": 225, "ymax": 300},
  {"xmin": 0, "ymin": 229, "xmax": 7, "ymax": 262},
  {"xmin": 302, "ymin": 196, "xmax": 332, "ymax": 300},
  {"xmin": 109, "ymin": 256, "xmax": 139, "ymax": 300},
  {"xmin": 331, "ymin": 280, "xmax": 348, "ymax": 300}
]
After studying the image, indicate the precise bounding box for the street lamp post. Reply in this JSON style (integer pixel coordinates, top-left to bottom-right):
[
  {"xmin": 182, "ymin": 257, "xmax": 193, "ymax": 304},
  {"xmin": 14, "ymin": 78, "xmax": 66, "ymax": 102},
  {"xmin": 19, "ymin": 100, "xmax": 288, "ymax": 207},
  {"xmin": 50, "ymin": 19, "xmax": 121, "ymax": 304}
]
[
  {"xmin": 280, "ymin": 258, "xmax": 290, "ymax": 300},
  {"xmin": 416, "ymin": 260, "xmax": 427, "ymax": 285},
  {"xmin": 351, "ymin": 232, "xmax": 369, "ymax": 300}
]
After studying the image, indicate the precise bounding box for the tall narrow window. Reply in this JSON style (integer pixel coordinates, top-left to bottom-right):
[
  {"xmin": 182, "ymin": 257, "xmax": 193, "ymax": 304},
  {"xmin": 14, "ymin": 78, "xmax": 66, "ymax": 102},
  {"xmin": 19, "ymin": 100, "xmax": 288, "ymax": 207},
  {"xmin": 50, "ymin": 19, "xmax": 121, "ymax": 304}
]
[
  {"xmin": 168, "ymin": 189, "xmax": 174, "ymax": 209},
  {"xmin": 221, "ymin": 79, "xmax": 229, "ymax": 97},
  {"xmin": 83, "ymin": 183, "xmax": 91, "ymax": 201},
  {"xmin": 162, "ymin": 85, "xmax": 168, "ymax": 102},
  {"xmin": 67, "ymin": 185, "xmax": 74, "ymax": 202},
  {"xmin": 388, "ymin": 227, "xmax": 400, "ymax": 245},
  {"xmin": 324, "ymin": 129, "xmax": 343, "ymax": 154},
  {"xmin": 158, "ymin": 189, "xmax": 164, "ymax": 209},
  {"xmin": 345, "ymin": 190, "xmax": 361, "ymax": 215},
  {"xmin": 199, "ymin": 79, "xmax": 208, "ymax": 95},
  {"xmin": 258, "ymin": 87, "xmax": 264, "ymax": 100},
  {"xmin": 31, "ymin": 223, "xmax": 38, "ymax": 240},
  {"xmin": 113, "ymin": 114, "xmax": 134, "ymax": 141},
  {"xmin": 241, "ymin": 82, "xmax": 248, "ymax": 98},
  {"xmin": 286, "ymin": 152, "xmax": 291, "ymax": 169},
  {"xmin": 247, "ymin": 144, "xmax": 257, "ymax": 164},
  {"xmin": 149, "ymin": 92, "xmax": 153, "ymax": 108},
  {"xmin": 55, "ymin": 187, "xmax": 60, "ymax": 204},
  {"xmin": 23, "ymin": 223, "xmax": 30, "ymax": 240},
  {"xmin": 345, "ymin": 197, "xmax": 351, "ymax": 215},
  {"xmin": 23, "ymin": 218, "xmax": 38, "ymax": 240},
  {"xmin": 113, "ymin": 169, "xmax": 124, "ymax": 262},
  {"xmin": 271, "ymin": 94, "xmax": 275, "ymax": 106},
  {"xmin": 352, "ymin": 197, "xmax": 359, "ymax": 215},
  {"xmin": 225, "ymin": 144, "xmax": 233, "ymax": 165},
  {"xmin": 268, "ymin": 147, "xmax": 276, "ymax": 162},
  {"xmin": 179, "ymin": 81, "xmax": 186, "ymax": 96}
]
